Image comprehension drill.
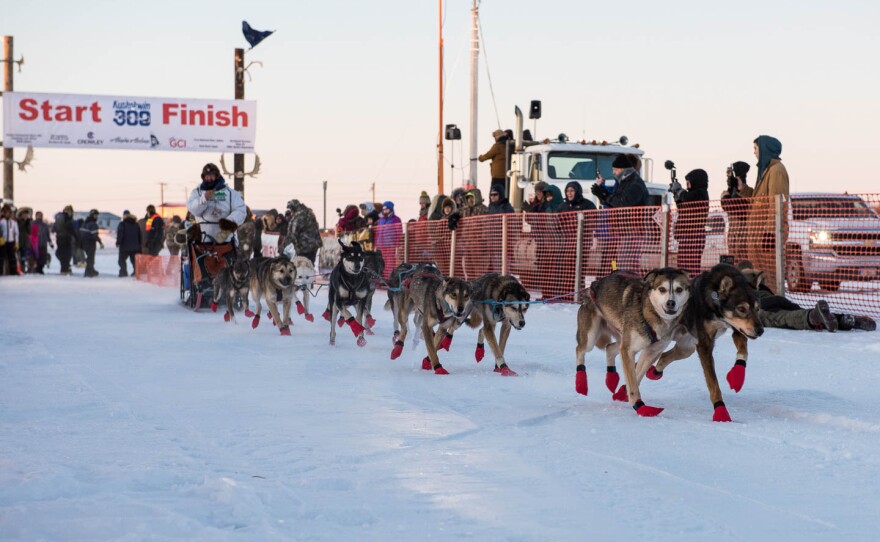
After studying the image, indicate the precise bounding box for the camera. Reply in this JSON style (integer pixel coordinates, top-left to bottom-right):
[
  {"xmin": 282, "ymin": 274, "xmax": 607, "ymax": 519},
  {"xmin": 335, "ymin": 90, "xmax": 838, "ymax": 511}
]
[
  {"xmin": 725, "ymin": 165, "xmax": 739, "ymax": 197},
  {"xmin": 335, "ymin": 207, "xmax": 342, "ymax": 217}
]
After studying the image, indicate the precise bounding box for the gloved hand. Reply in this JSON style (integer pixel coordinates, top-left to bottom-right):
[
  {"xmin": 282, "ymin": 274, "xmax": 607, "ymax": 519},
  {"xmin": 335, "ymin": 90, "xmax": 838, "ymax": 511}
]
[
  {"xmin": 447, "ymin": 212, "xmax": 461, "ymax": 231},
  {"xmin": 590, "ymin": 182, "xmax": 609, "ymax": 200},
  {"xmin": 669, "ymin": 179, "xmax": 683, "ymax": 197},
  {"xmin": 219, "ymin": 218, "xmax": 238, "ymax": 232},
  {"xmin": 215, "ymin": 229, "xmax": 232, "ymax": 243}
]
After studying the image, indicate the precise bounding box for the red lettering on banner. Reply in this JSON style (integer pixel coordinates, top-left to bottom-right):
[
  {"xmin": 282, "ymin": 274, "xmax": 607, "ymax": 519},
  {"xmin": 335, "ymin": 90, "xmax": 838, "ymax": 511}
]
[
  {"xmin": 162, "ymin": 103, "xmax": 249, "ymax": 127},
  {"xmin": 17, "ymin": 98, "xmax": 102, "ymax": 122}
]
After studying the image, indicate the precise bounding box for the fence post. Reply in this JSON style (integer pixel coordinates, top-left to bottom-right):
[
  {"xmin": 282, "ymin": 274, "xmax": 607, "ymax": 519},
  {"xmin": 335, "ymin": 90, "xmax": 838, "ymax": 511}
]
[
  {"xmin": 403, "ymin": 221, "xmax": 409, "ymax": 264},
  {"xmin": 501, "ymin": 214, "xmax": 508, "ymax": 275},
  {"xmin": 574, "ymin": 212, "xmax": 584, "ymax": 303},
  {"xmin": 449, "ymin": 229, "xmax": 456, "ymax": 277},
  {"xmin": 660, "ymin": 204, "xmax": 670, "ymax": 267},
  {"xmin": 775, "ymin": 194, "xmax": 785, "ymax": 295}
]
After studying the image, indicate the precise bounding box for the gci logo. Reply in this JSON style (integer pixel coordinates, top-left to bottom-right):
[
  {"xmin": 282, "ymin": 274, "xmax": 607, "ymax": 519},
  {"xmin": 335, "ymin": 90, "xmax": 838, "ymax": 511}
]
[{"xmin": 169, "ymin": 137, "xmax": 187, "ymax": 148}]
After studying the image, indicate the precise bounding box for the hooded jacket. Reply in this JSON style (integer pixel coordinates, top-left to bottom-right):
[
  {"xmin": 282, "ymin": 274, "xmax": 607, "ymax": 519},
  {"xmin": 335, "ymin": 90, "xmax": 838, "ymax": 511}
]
[
  {"xmin": 558, "ymin": 182, "xmax": 597, "ymax": 213},
  {"xmin": 752, "ymin": 135, "xmax": 789, "ymax": 200},
  {"xmin": 117, "ymin": 214, "xmax": 143, "ymax": 253},
  {"xmin": 186, "ymin": 176, "xmax": 247, "ymax": 241},
  {"xmin": 459, "ymin": 188, "xmax": 488, "ymax": 219},
  {"xmin": 286, "ymin": 199, "xmax": 322, "ymax": 257},
  {"xmin": 336, "ymin": 205, "xmax": 363, "ymax": 234},
  {"xmin": 375, "ymin": 201, "xmax": 402, "ymax": 248}
]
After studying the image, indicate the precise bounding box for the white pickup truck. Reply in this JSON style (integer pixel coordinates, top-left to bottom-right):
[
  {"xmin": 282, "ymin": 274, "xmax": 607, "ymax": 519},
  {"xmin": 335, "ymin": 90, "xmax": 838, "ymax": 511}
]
[{"xmin": 785, "ymin": 193, "xmax": 880, "ymax": 291}]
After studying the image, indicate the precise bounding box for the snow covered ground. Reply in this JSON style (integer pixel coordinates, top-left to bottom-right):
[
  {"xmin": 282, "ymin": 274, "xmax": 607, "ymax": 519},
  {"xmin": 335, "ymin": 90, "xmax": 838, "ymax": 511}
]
[{"xmin": 2, "ymin": 250, "xmax": 880, "ymax": 541}]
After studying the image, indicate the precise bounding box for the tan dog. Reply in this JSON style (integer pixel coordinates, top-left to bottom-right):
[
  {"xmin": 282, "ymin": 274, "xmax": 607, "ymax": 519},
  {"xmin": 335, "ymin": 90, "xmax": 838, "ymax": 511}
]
[
  {"xmin": 466, "ymin": 273, "xmax": 530, "ymax": 376},
  {"xmin": 575, "ymin": 268, "xmax": 691, "ymax": 417},
  {"xmin": 248, "ymin": 256, "xmax": 298, "ymax": 336}
]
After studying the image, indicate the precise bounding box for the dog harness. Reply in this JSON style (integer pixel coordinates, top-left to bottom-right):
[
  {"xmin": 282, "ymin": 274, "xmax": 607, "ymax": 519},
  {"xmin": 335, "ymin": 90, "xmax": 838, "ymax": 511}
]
[{"xmin": 587, "ymin": 287, "xmax": 659, "ymax": 344}]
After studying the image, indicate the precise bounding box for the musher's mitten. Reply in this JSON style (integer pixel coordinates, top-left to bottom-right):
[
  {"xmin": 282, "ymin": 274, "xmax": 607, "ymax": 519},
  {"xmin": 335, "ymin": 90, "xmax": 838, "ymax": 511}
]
[
  {"xmin": 590, "ymin": 183, "xmax": 609, "ymax": 200},
  {"xmin": 219, "ymin": 218, "xmax": 238, "ymax": 232}
]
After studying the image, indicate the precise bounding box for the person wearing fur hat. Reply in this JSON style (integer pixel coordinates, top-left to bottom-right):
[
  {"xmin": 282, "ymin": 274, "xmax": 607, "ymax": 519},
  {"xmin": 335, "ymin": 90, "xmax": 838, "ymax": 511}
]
[
  {"xmin": 748, "ymin": 135, "xmax": 790, "ymax": 291},
  {"xmin": 669, "ymin": 168, "xmax": 710, "ymax": 275},
  {"xmin": 116, "ymin": 210, "xmax": 142, "ymax": 277},
  {"xmin": 53, "ymin": 205, "xmax": 76, "ymax": 275},
  {"xmin": 186, "ymin": 163, "xmax": 247, "ymax": 244},
  {"xmin": 590, "ymin": 154, "xmax": 650, "ymax": 272},
  {"xmin": 720, "ymin": 161, "xmax": 754, "ymax": 262},
  {"xmin": 286, "ymin": 199, "xmax": 322, "ymax": 263},
  {"xmin": 478, "ymin": 129, "xmax": 509, "ymax": 194}
]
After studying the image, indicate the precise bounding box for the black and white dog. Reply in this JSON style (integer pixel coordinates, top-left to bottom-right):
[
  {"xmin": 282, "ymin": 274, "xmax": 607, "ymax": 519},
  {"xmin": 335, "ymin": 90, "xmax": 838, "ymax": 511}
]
[{"xmin": 328, "ymin": 240, "xmax": 375, "ymax": 347}]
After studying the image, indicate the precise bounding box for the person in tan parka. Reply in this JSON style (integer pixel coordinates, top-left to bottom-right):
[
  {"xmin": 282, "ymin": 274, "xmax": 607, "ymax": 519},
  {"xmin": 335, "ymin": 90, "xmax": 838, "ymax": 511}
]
[
  {"xmin": 747, "ymin": 135, "xmax": 790, "ymax": 291},
  {"xmin": 478, "ymin": 129, "xmax": 508, "ymax": 193}
]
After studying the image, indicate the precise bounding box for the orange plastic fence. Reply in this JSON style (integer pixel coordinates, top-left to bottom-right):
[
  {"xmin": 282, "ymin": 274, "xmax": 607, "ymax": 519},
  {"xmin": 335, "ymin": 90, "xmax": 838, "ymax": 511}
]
[{"xmin": 144, "ymin": 194, "xmax": 880, "ymax": 318}]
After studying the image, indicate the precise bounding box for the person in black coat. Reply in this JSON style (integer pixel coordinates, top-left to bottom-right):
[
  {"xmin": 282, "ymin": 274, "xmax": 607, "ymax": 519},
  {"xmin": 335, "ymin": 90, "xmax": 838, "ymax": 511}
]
[
  {"xmin": 116, "ymin": 210, "xmax": 142, "ymax": 277},
  {"xmin": 486, "ymin": 186, "xmax": 514, "ymax": 214},
  {"xmin": 590, "ymin": 154, "xmax": 650, "ymax": 272},
  {"xmin": 80, "ymin": 209, "xmax": 104, "ymax": 278},
  {"xmin": 670, "ymin": 168, "xmax": 710, "ymax": 275}
]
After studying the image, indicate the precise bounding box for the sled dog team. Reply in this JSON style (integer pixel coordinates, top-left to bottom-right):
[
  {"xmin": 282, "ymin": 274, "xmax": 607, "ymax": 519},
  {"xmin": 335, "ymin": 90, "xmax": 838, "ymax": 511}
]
[{"xmin": 212, "ymin": 239, "xmax": 766, "ymax": 422}]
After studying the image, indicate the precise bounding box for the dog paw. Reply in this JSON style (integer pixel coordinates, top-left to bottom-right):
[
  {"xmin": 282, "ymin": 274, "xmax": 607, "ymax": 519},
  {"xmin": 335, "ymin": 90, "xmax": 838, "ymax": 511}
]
[
  {"xmin": 329, "ymin": 338, "xmax": 336, "ymax": 346},
  {"xmin": 305, "ymin": 313, "xmax": 314, "ymax": 322},
  {"xmin": 726, "ymin": 360, "xmax": 746, "ymax": 393},
  {"xmin": 296, "ymin": 302, "xmax": 305, "ymax": 315},
  {"xmin": 279, "ymin": 326, "xmax": 292, "ymax": 336},
  {"xmin": 634, "ymin": 402, "xmax": 664, "ymax": 417},
  {"xmin": 646, "ymin": 366, "xmax": 663, "ymax": 381},
  {"xmin": 322, "ymin": 309, "xmax": 331, "ymax": 322},
  {"xmin": 475, "ymin": 343, "xmax": 485, "ymax": 362},
  {"xmin": 365, "ymin": 328, "xmax": 375, "ymax": 336},
  {"xmin": 439, "ymin": 332, "xmax": 453, "ymax": 351},
  {"xmin": 347, "ymin": 318, "xmax": 366, "ymax": 336},
  {"xmin": 498, "ymin": 365, "xmax": 517, "ymax": 377},
  {"xmin": 434, "ymin": 365, "xmax": 450, "ymax": 375},
  {"xmin": 366, "ymin": 315, "xmax": 377, "ymax": 328},
  {"xmin": 605, "ymin": 368, "xmax": 620, "ymax": 392},
  {"xmin": 421, "ymin": 357, "xmax": 432, "ymax": 371},
  {"xmin": 390, "ymin": 340, "xmax": 404, "ymax": 360},
  {"xmin": 713, "ymin": 403, "xmax": 732, "ymax": 422},
  {"xmin": 251, "ymin": 315, "xmax": 260, "ymax": 329},
  {"xmin": 576, "ymin": 368, "xmax": 588, "ymax": 396},
  {"xmin": 612, "ymin": 385, "xmax": 628, "ymax": 402},
  {"xmin": 357, "ymin": 335, "xmax": 367, "ymax": 347},
  {"xmin": 223, "ymin": 312, "xmax": 231, "ymax": 323},
  {"xmin": 244, "ymin": 309, "xmax": 255, "ymax": 318},
  {"xmin": 210, "ymin": 302, "xmax": 218, "ymax": 313},
  {"xmin": 337, "ymin": 317, "xmax": 345, "ymax": 328}
]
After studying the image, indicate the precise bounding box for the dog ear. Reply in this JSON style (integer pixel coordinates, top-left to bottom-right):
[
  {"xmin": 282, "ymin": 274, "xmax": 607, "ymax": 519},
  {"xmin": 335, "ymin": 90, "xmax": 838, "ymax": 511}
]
[
  {"xmin": 753, "ymin": 271, "xmax": 765, "ymax": 288},
  {"xmin": 643, "ymin": 269, "xmax": 659, "ymax": 283},
  {"xmin": 718, "ymin": 275, "xmax": 734, "ymax": 297},
  {"xmin": 338, "ymin": 238, "xmax": 349, "ymax": 250}
]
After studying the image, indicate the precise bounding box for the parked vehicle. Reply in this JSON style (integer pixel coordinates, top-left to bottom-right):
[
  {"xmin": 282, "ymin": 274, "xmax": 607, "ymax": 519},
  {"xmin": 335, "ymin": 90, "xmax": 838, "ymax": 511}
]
[{"xmin": 785, "ymin": 193, "xmax": 880, "ymax": 292}]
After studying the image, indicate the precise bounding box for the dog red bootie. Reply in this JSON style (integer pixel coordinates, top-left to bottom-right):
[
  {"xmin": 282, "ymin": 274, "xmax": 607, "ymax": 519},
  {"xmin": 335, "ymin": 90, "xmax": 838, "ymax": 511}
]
[
  {"xmin": 633, "ymin": 400, "xmax": 664, "ymax": 417},
  {"xmin": 224, "ymin": 312, "xmax": 231, "ymax": 322},
  {"xmin": 296, "ymin": 301, "xmax": 305, "ymax": 315},
  {"xmin": 474, "ymin": 343, "xmax": 485, "ymax": 362},
  {"xmin": 279, "ymin": 325, "xmax": 292, "ymax": 336},
  {"xmin": 421, "ymin": 357, "xmax": 432, "ymax": 371},
  {"xmin": 366, "ymin": 315, "xmax": 377, "ymax": 328},
  {"xmin": 434, "ymin": 365, "xmax": 449, "ymax": 375},
  {"xmin": 726, "ymin": 360, "xmax": 746, "ymax": 393},
  {"xmin": 244, "ymin": 309, "xmax": 255, "ymax": 318},
  {"xmin": 646, "ymin": 366, "xmax": 663, "ymax": 381},
  {"xmin": 576, "ymin": 366, "xmax": 588, "ymax": 396},
  {"xmin": 494, "ymin": 364, "xmax": 517, "ymax": 376},
  {"xmin": 390, "ymin": 340, "xmax": 404, "ymax": 360},
  {"xmin": 439, "ymin": 332, "xmax": 454, "ymax": 351},
  {"xmin": 210, "ymin": 302, "xmax": 219, "ymax": 313},
  {"xmin": 251, "ymin": 315, "xmax": 260, "ymax": 329},
  {"xmin": 337, "ymin": 317, "xmax": 345, "ymax": 328},
  {"xmin": 322, "ymin": 309, "xmax": 331, "ymax": 321},
  {"xmin": 713, "ymin": 401, "xmax": 732, "ymax": 422},
  {"xmin": 347, "ymin": 317, "xmax": 365, "ymax": 337},
  {"xmin": 305, "ymin": 313, "xmax": 314, "ymax": 322},
  {"xmin": 605, "ymin": 366, "xmax": 620, "ymax": 392},
  {"xmin": 612, "ymin": 385, "xmax": 628, "ymax": 402}
]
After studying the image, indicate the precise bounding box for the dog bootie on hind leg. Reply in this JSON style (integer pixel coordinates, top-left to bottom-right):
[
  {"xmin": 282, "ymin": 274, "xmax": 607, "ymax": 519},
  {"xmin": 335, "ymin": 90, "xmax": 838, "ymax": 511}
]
[
  {"xmin": 474, "ymin": 343, "xmax": 485, "ymax": 362},
  {"xmin": 576, "ymin": 366, "xmax": 588, "ymax": 396},
  {"xmin": 726, "ymin": 360, "xmax": 746, "ymax": 393},
  {"xmin": 366, "ymin": 315, "xmax": 377, "ymax": 328},
  {"xmin": 322, "ymin": 309, "xmax": 331, "ymax": 322},
  {"xmin": 346, "ymin": 317, "xmax": 366, "ymax": 337},
  {"xmin": 646, "ymin": 366, "xmax": 663, "ymax": 381},
  {"xmin": 210, "ymin": 302, "xmax": 219, "ymax": 313},
  {"xmin": 605, "ymin": 366, "xmax": 620, "ymax": 392},
  {"xmin": 494, "ymin": 364, "xmax": 517, "ymax": 376},
  {"xmin": 391, "ymin": 340, "xmax": 404, "ymax": 360},
  {"xmin": 279, "ymin": 325, "xmax": 292, "ymax": 336},
  {"xmin": 251, "ymin": 315, "xmax": 260, "ymax": 329},
  {"xmin": 439, "ymin": 332, "xmax": 453, "ymax": 351},
  {"xmin": 633, "ymin": 400, "xmax": 664, "ymax": 417},
  {"xmin": 612, "ymin": 385, "xmax": 628, "ymax": 402},
  {"xmin": 296, "ymin": 301, "xmax": 305, "ymax": 315},
  {"xmin": 244, "ymin": 309, "xmax": 255, "ymax": 318},
  {"xmin": 305, "ymin": 313, "xmax": 315, "ymax": 322},
  {"xmin": 712, "ymin": 401, "xmax": 732, "ymax": 422}
]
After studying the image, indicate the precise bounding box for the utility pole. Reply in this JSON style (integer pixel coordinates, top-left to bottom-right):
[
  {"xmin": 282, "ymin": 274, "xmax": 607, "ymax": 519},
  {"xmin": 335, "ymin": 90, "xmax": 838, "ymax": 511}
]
[
  {"xmin": 468, "ymin": 1, "xmax": 480, "ymax": 187},
  {"xmin": 158, "ymin": 182, "xmax": 167, "ymax": 207},
  {"xmin": 322, "ymin": 180, "xmax": 327, "ymax": 230},
  {"xmin": 2, "ymin": 36, "xmax": 16, "ymax": 203},
  {"xmin": 233, "ymin": 48, "xmax": 245, "ymax": 198},
  {"xmin": 370, "ymin": 181, "xmax": 376, "ymax": 204},
  {"xmin": 436, "ymin": 0, "xmax": 444, "ymax": 195}
]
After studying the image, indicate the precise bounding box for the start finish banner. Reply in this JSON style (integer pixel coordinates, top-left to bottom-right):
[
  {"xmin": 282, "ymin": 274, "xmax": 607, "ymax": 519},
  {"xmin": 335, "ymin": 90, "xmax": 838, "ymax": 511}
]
[{"xmin": 2, "ymin": 91, "xmax": 256, "ymax": 153}]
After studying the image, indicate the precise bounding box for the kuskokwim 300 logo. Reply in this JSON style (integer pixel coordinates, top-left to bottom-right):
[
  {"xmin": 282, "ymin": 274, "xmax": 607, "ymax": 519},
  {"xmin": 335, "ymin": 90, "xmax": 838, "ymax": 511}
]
[{"xmin": 112, "ymin": 100, "xmax": 151, "ymax": 127}]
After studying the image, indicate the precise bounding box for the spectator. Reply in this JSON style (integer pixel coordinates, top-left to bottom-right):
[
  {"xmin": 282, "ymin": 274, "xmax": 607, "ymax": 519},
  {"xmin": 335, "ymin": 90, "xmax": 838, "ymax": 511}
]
[
  {"xmin": 80, "ymin": 208, "xmax": 105, "ymax": 278},
  {"xmin": 29, "ymin": 211, "xmax": 53, "ymax": 274},
  {"xmin": 144, "ymin": 204, "xmax": 165, "ymax": 256},
  {"xmin": 670, "ymin": 168, "xmax": 710, "ymax": 275},
  {"xmin": 487, "ymin": 186, "xmax": 514, "ymax": 214},
  {"xmin": 0, "ymin": 204, "xmax": 20, "ymax": 275},
  {"xmin": 478, "ymin": 129, "xmax": 508, "ymax": 194},
  {"xmin": 116, "ymin": 210, "xmax": 142, "ymax": 277},
  {"xmin": 558, "ymin": 181, "xmax": 597, "ymax": 287},
  {"xmin": 335, "ymin": 204, "xmax": 363, "ymax": 236},
  {"xmin": 417, "ymin": 191, "xmax": 431, "ymax": 221},
  {"xmin": 541, "ymin": 184, "xmax": 563, "ymax": 213},
  {"xmin": 427, "ymin": 194, "xmax": 449, "ymax": 221},
  {"xmin": 747, "ymin": 135, "xmax": 789, "ymax": 291},
  {"xmin": 558, "ymin": 181, "xmax": 597, "ymax": 213},
  {"xmin": 16, "ymin": 207, "xmax": 32, "ymax": 272},
  {"xmin": 286, "ymin": 199, "xmax": 322, "ymax": 263},
  {"xmin": 451, "ymin": 187, "xmax": 467, "ymax": 210},
  {"xmin": 54, "ymin": 205, "xmax": 75, "ymax": 275},
  {"xmin": 164, "ymin": 215, "xmax": 183, "ymax": 257},
  {"xmin": 720, "ymin": 161, "xmax": 753, "ymax": 262},
  {"xmin": 523, "ymin": 181, "xmax": 548, "ymax": 212},
  {"xmin": 376, "ymin": 200, "xmax": 403, "ymax": 271},
  {"xmin": 72, "ymin": 215, "xmax": 85, "ymax": 268},
  {"xmin": 456, "ymin": 189, "xmax": 489, "ymax": 277},
  {"xmin": 591, "ymin": 154, "xmax": 650, "ymax": 272},
  {"xmin": 186, "ymin": 162, "xmax": 247, "ymax": 244},
  {"xmin": 738, "ymin": 261, "xmax": 875, "ymax": 332},
  {"xmin": 359, "ymin": 202, "xmax": 375, "ymax": 220}
]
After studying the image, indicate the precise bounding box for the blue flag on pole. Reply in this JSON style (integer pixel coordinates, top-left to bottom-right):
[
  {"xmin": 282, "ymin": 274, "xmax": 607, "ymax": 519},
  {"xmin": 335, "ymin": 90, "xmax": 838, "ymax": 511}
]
[{"xmin": 242, "ymin": 21, "xmax": 274, "ymax": 50}]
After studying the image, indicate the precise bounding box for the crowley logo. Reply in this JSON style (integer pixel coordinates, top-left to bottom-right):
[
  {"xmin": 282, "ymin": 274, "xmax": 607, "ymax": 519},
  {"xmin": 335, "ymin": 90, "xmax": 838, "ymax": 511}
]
[
  {"xmin": 77, "ymin": 132, "xmax": 103, "ymax": 145},
  {"xmin": 169, "ymin": 137, "xmax": 187, "ymax": 148}
]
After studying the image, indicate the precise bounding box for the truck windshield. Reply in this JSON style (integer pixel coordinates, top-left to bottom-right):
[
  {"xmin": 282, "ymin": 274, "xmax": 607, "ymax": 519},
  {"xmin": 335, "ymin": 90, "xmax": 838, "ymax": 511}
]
[
  {"xmin": 792, "ymin": 198, "xmax": 878, "ymax": 220},
  {"xmin": 548, "ymin": 152, "xmax": 596, "ymax": 180}
]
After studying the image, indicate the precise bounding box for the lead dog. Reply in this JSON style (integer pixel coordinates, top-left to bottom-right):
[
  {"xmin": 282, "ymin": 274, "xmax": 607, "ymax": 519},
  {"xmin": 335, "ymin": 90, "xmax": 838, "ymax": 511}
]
[
  {"xmin": 328, "ymin": 240, "xmax": 374, "ymax": 346},
  {"xmin": 248, "ymin": 256, "xmax": 298, "ymax": 335},
  {"xmin": 392, "ymin": 274, "xmax": 472, "ymax": 374},
  {"xmin": 210, "ymin": 256, "xmax": 251, "ymax": 323},
  {"xmin": 465, "ymin": 273, "xmax": 530, "ymax": 376},
  {"xmin": 648, "ymin": 263, "xmax": 764, "ymax": 422},
  {"xmin": 575, "ymin": 268, "xmax": 690, "ymax": 417}
]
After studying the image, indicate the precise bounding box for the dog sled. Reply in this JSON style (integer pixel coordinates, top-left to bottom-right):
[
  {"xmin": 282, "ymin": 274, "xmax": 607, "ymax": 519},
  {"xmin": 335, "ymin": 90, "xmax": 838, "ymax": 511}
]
[{"xmin": 179, "ymin": 227, "xmax": 237, "ymax": 311}]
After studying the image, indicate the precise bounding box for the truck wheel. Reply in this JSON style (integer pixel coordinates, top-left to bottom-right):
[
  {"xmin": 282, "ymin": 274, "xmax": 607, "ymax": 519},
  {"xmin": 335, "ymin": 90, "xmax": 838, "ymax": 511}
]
[
  {"xmin": 785, "ymin": 247, "xmax": 811, "ymax": 292},
  {"xmin": 819, "ymin": 278, "xmax": 841, "ymax": 292}
]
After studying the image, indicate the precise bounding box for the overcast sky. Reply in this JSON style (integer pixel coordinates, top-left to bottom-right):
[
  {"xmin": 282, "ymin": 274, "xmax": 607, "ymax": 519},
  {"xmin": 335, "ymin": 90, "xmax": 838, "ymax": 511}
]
[{"xmin": 3, "ymin": 0, "xmax": 879, "ymax": 222}]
